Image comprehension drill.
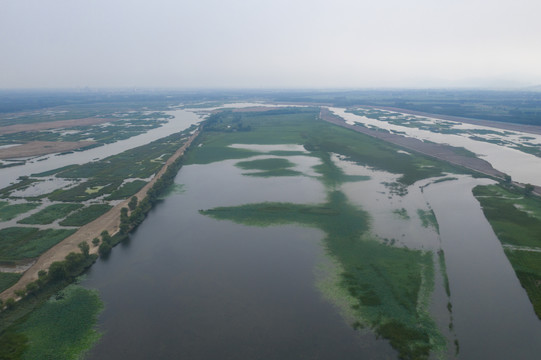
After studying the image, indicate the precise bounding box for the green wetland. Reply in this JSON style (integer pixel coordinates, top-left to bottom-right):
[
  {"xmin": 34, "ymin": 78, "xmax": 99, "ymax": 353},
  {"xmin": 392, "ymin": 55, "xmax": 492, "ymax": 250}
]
[
  {"xmin": 2, "ymin": 103, "xmax": 541, "ymax": 360},
  {"xmin": 72, "ymin": 108, "xmax": 541, "ymax": 359}
]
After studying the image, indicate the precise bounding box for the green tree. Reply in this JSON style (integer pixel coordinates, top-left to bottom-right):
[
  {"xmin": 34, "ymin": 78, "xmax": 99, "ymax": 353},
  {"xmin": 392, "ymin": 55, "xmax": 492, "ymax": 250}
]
[
  {"xmin": 101, "ymin": 230, "xmax": 112, "ymax": 244},
  {"xmin": 78, "ymin": 241, "xmax": 90, "ymax": 258},
  {"xmin": 525, "ymin": 183, "xmax": 535, "ymax": 196},
  {"xmin": 98, "ymin": 242, "xmax": 112, "ymax": 257},
  {"xmin": 128, "ymin": 196, "xmax": 138, "ymax": 211},
  {"xmin": 5, "ymin": 298, "xmax": 16, "ymax": 309},
  {"xmin": 92, "ymin": 237, "xmax": 100, "ymax": 246},
  {"xmin": 26, "ymin": 281, "xmax": 39, "ymax": 295},
  {"xmin": 48, "ymin": 261, "xmax": 67, "ymax": 281},
  {"xmin": 65, "ymin": 252, "xmax": 84, "ymax": 271},
  {"xmin": 14, "ymin": 289, "xmax": 26, "ymax": 298}
]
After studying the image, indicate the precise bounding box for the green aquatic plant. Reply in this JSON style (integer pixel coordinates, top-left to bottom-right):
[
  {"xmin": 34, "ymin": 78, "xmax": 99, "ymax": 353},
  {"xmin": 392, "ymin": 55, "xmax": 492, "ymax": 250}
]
[{"xmin": 201, "ymin": 191, "xmax": 445, "ymax": 359}]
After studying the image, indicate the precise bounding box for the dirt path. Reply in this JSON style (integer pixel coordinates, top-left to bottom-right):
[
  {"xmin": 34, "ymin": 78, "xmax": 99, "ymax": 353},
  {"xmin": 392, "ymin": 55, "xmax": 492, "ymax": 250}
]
[{"xmin": 0, "ymin": 129, "xmax": 199, "ymax": 301}]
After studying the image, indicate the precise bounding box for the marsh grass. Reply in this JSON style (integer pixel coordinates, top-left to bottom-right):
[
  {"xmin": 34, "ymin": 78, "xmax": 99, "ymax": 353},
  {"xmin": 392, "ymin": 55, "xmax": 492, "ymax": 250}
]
[
  {"xmin": 0, "ymin": 202, "xmax": 40, "ymax": 222},
  {"xmin": 17, "ymin": 203, "xmax": 83, "ymax": 225},
  {"xmin": 0, "ymin": 227, "xmax": 76, "ymax": 261},
  {"xmin": 59, "ymin": 204, "xmax": 113, "ymax": 227},
  {"xmin": 474, "ymin": 184, "xmax": 541, "ymax": 317},
  {"xmin": 0, "ymin": 272, "xmax": 21, "ymax": 293},
  {"xmin": 105, "ymin": 180, "xmax": 147, "ymax": 200},
  {"xmin": 417, "ymin": 209, "xmax": 440, "ymax": 233}
]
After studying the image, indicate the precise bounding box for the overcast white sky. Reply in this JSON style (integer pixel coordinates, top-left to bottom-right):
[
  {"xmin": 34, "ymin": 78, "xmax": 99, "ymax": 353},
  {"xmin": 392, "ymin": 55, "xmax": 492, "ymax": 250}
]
[{"xmin": 1, "ymin": 0, "xmax": 541, "ymax": 89}]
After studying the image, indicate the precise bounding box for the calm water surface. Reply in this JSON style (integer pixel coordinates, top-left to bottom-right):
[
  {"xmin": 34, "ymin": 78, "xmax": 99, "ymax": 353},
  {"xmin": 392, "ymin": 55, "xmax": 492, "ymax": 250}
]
[{"xmin": 82, "ymin": 160, "xmax": 396, "ymax": 359}]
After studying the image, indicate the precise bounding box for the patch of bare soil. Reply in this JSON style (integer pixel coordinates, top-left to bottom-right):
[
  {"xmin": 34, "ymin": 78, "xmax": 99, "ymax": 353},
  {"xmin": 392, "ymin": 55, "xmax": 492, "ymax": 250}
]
[
  {"xmin": 0, "ymin": 117, "xmax": 115, "ymax": 135},
  {"xmin": 0, "ymin": 141, "xmax": 97, "ymax": 159}
]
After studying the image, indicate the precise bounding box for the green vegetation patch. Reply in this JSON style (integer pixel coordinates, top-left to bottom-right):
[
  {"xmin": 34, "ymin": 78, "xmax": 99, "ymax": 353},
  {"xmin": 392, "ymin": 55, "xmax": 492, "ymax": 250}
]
[
  {"xmin": 59, "ymin": 204, "xmax": 113, "ymax": 227},
  {"xmin": 0, "ymin": 227, "xmax": 76, "ymax": 261},
  {"xmin": 236, "ymin": 158, "xmax": 303, "ymax": 177},
  {"xmin": 0, "ymin": 202, "xmax": 40, "ymax": 222},
  {"xmin": 17, "ymin": 203, "xmax": 83, "ymax": 225},
  {"xmin": 105, "ymin": 180, "xmax": 147, "ymax": 200},
  {"xmin": 393, "ymin": 208, "xmax": 410, "ymax": 220},
  {"xmin": 201, "ymin": 191, "xmax": 444, "ymax": 359},
  {"xmin": 0, "ymin": 272, "xmax": 22, "ymax": 293},
  {"xmin": 1, "ymin": 284, "xmax": 103, "ymax": 360},
  {"xmin": 474, "ymin": 184, "xmax": 541, "ymax": 318},
  {"xmin": 504, "ymin": 250, "xmax": 541, "ymax": 317},
  {"xmin": 417, "ymin": 209, "xmax": 439, "ymax": 233},
  {"xmin": 473, "ymin": 185, "xmax": 541, "ymax": 247}
]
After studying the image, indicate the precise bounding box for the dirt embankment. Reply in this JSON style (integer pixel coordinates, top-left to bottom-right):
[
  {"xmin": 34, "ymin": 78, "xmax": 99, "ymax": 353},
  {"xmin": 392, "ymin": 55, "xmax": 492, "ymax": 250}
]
[
  {"xmin": 0, "ymin": 129, "xmax": 200, "ymax": 301},
  {"xmin": 319, "ymin": 107, "xmax": 507, "ymax": 180},
  {"xmin": 0, "ymin": 117, "xmax": 116, "ymax": 135},
  {"xmin": 0, "ymin": 141, "xmax": 97, "ymax": 159}
]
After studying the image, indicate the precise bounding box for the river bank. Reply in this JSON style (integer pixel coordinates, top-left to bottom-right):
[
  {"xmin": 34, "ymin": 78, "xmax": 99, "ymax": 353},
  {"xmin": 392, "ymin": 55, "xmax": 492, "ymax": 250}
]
[{"xmin": 0, "ymin": 129, "xmax": 199, "ymax": 301}]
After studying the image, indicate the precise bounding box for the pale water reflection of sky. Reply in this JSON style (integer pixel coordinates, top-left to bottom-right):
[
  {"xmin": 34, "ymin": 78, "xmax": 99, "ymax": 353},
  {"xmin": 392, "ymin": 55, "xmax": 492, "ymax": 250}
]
[{"xmin": 1, "ymin": 0, "xmax": 540, "ymax": 89}]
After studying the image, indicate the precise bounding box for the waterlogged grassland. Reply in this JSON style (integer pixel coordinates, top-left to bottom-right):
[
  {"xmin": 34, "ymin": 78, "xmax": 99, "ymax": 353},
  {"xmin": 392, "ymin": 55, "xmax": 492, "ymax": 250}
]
[
  {"xmin": 0, "ymin": 227, "xmax": 76, "ymax": 262},
  {"xmin": 0, "ymin": 202, "xmax": 40, "ymax": 221},
  {"xmin": 0, "ymin": 284, "xmax": 103, "ymax": 360},
  {"xmin": 193, "ymin": 109, "xmax": 453, "ymax": 358},
  {"xmin": 59, "ymin": 204, "xmax": 113, "ymax": 227},
  {"xmin": 473, "ymin": 184, "xmax": 541, "ymax": 317},
  {"xmin": 17, "ymin": 203, "xmax": 83, "ymax": 225}
]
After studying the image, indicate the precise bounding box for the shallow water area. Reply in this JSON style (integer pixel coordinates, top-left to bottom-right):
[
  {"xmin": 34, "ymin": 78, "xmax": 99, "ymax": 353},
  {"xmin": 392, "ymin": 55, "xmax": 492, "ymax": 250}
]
[{"xmin": 82, "ymin": 155, "xmax": 397, "ymax": 359}]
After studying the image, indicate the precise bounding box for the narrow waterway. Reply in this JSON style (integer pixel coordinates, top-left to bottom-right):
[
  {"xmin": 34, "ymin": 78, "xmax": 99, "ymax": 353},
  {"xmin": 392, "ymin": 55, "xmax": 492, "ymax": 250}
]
[{"xmin": 423, "ymin": 177, "xmax": 541, "ymax": 359}]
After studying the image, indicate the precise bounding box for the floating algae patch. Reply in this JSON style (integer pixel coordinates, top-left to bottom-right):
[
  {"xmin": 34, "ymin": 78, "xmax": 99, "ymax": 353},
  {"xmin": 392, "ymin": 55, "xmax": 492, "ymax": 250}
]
[
  {"xmin": 201, "ymin": 190, "xmax": 445, "ymax": 359},
  {"xmin": 0, "ymin": 284, "xmax": 103, "ymax": 360},
  {"xmin": 393, "ymin": 208, "xmax": 410, "ymax": 220}
]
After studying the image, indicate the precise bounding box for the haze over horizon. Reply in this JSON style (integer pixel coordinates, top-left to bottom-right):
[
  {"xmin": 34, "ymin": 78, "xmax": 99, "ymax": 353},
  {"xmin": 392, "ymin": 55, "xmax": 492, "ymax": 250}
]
[{"xmin": 2, "ymin": 0, "xmax": 541, "ymax": 90}]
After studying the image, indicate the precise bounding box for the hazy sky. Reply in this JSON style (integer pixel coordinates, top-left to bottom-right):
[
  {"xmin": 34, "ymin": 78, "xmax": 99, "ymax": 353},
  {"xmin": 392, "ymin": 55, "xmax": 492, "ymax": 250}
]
[{"xmin": 2, "ymin": 0, "xmax": 541, "ymax": 89}]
